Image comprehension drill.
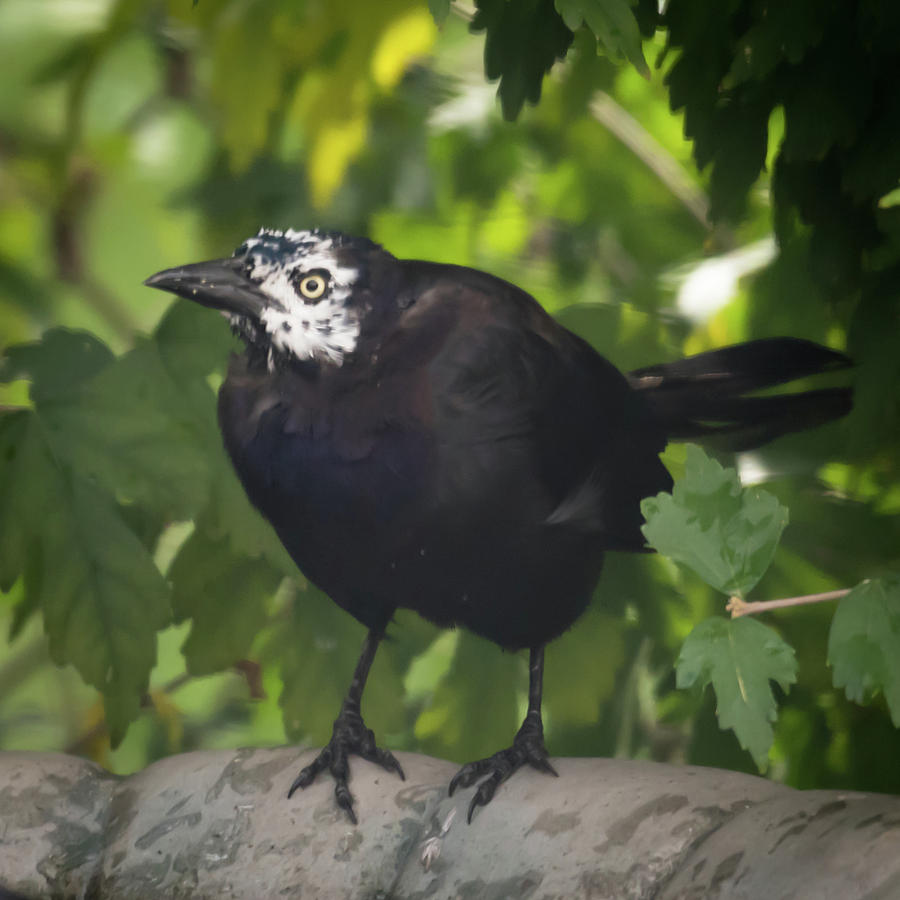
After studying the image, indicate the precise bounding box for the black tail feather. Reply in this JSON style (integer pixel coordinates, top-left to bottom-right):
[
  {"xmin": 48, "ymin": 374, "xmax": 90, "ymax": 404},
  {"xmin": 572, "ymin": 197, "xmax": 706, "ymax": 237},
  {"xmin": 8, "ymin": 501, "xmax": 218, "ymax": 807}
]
[{"xmin": 629, "ymin": 338, "xmax": 853, "ymax": 452}]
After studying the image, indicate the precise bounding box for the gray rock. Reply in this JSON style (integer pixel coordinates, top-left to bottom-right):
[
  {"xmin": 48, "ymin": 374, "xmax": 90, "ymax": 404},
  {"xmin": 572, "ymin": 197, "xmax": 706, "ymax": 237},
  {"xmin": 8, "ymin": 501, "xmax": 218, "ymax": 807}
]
[
  {"xmin": 658, "ymin": 788, "xmax": 900, "ymax": 900},
  {"xmin": 1, "ymin": 749, "xmax": 898, "ymax": 899}
]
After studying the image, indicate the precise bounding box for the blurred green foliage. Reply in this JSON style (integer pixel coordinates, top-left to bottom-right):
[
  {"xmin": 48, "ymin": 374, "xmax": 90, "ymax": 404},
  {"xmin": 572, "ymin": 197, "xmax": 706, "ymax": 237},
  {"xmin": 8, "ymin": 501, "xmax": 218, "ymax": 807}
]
[{"xmin": 0, "ymin": 0, "xmax": 898, "ymax": 799}]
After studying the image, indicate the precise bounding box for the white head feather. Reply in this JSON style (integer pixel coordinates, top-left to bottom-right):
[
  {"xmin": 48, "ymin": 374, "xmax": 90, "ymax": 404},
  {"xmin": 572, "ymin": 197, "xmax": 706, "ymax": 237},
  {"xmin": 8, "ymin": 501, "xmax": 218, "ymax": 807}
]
[{"xmin": 240, "ymin": 228, "xmax": 362, "ymax": 364}]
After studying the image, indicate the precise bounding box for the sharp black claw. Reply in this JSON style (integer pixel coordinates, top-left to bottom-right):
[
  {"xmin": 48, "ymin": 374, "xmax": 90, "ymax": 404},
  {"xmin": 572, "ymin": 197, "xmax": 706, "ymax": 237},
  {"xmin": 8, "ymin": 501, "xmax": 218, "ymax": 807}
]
[
  {"xmin": 448, "ymin": 769, "xmax": 468, "ymax": 796},
  {"xmin": 287, "ymin": 775, "xmax": 303, "ymax": 798},
  {"xmin": 389, "ymin": 755, "xmax": 406, "ymax": 781},
  {"xmin": 287, "ymin": 706, "xmax": 402, "ymax": 823},
  {"xmin": 448, "ymin": 759, "xmax": 488, "ymax": 796},
  {"xmin": 530, "ymin": 755, "xmax": 558, "ymax": 777},
  {"xmin": 287, "ymin": 756, "xmax": 325, "ymax": 797},
  {"xmin": 335, "ymin": 786, "xmax": 358, "ymax": 825},
  {"xmin": 449, "ymin": 719, "xmax": 555, "ymax": 821}
]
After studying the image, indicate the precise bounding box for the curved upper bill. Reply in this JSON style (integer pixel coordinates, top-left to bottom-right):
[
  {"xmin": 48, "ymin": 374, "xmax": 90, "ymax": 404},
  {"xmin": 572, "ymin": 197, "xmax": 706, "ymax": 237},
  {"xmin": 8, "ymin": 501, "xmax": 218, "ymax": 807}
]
[{"xmin": 144, "ymin": 258, "xmax": 279, "ymax": 318}]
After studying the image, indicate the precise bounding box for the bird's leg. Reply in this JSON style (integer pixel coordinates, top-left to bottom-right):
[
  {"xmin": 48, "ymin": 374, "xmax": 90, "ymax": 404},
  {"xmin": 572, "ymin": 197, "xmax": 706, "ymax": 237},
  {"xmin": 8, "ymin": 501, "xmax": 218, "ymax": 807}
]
[
  {"xmin": 287, "ymin": 629, "xmax": 404, "ymax": 824},
  {"xmin": 448, "ymin": 645, "xmax": 557, "ymax": 823}
]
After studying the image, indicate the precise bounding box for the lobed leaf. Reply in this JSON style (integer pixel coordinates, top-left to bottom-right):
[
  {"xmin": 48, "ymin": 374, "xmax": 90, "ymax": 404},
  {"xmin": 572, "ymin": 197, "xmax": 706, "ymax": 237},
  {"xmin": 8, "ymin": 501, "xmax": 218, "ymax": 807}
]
[
  {"xmin": 641, "ymin": 444, "xmax": 788, "ymax": 598},
  {"xmin": 0, "ymin": 328, "xmax": 114, "ymax": 403},
  {"xmin": 0, "ymin": 409, "xmax": 170, "ymax": 744},
  {"xmin": 555, "ymin": 0, "xmax": 648, "ymax": 76},
  {"xmin": 471, "ymin": 0, "xmax": 574, "ymax": 121},
  {"xmin": 0, "ymin": 412, "xmax": 59, "ymax": 592},
  {"xmin": 169, "ymin": 530, "xmax": 283, "ymax": 676},
  {"xmin": 3, "ymin": 328, "xmax": 213, "ymax": 521},
  {"xmin": 677, "ymin": 616, "xmax": 797, "ymax": 769},
  {"xmin": 153, "ymin": 302, "xmax": 296, "ymax": 571},
  {"xmin": 40, "ymin": 340, "xmax": 212, "ymax": 520},
  {"xmin": 828, "ymin": 578, "xmax": 900, "ymax": 727}
]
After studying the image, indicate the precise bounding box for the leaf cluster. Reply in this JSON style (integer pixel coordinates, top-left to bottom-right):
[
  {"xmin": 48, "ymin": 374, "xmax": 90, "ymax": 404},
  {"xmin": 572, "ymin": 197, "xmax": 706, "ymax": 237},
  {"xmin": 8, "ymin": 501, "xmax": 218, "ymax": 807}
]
[
  {"xmin": 643, "ymin": 445, "xmax": 900, "ymax": 769},
  {"xmin": 469, "ymin": 0, "xmax": 657, "ymax": 120},
  {"xmin": 0, "ymin": 311, "xmax": 295, "ymax": 742},
  {"xmin": 663, "ymin": 0, "xmax": 900, "ymax": 297}
]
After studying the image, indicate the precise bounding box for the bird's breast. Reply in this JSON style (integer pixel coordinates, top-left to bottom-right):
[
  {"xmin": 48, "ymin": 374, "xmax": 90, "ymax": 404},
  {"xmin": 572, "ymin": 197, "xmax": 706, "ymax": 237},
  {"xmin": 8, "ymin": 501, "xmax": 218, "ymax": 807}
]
[{"xmin": 217, "ymin": 364, "xmax": 435, "ymax": 570}]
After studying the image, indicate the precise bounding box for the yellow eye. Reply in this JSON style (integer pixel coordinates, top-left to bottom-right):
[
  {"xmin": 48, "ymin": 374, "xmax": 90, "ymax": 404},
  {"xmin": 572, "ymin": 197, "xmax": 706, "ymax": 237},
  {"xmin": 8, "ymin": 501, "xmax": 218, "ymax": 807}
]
[{"xmin": 299, "ymin": 274, "xmax": 327, "ymax": 299}]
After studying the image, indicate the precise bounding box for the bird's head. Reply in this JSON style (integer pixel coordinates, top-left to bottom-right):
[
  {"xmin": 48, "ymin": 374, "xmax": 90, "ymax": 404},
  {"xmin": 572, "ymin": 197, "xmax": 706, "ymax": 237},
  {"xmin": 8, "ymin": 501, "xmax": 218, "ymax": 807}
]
[{"xmin": 146, "ymin": 228, "xmax": 399, "ymax": 366}]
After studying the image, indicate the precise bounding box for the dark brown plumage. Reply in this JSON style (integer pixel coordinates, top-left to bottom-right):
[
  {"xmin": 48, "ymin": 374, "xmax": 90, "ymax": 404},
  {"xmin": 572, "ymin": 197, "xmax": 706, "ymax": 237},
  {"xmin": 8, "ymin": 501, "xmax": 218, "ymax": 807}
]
[{"xmin": 146, "ymin": 228, "xmax": 851, "ymax": 823}]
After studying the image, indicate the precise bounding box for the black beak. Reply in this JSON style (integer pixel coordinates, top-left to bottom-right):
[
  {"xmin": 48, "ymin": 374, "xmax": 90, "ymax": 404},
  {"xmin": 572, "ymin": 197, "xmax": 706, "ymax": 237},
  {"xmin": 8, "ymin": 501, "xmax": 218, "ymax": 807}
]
[{"xmin": 144, "ymin": 258, "xmax": 277, "ymax": 318}]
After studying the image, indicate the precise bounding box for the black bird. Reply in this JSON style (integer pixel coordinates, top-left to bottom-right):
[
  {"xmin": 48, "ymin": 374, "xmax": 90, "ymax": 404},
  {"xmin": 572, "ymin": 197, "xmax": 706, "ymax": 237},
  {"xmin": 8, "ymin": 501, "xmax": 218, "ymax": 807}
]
[{"xmin": 146, "ymin": 229, "xmax": 851, "ymax": 823}]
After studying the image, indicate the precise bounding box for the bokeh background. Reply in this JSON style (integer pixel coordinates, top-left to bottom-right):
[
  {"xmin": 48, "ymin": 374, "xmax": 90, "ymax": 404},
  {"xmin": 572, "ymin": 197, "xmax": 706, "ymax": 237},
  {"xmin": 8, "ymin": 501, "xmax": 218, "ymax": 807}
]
[{"xmin": 1, "ymin": 0, "xmax": 898, "ymax": 793}]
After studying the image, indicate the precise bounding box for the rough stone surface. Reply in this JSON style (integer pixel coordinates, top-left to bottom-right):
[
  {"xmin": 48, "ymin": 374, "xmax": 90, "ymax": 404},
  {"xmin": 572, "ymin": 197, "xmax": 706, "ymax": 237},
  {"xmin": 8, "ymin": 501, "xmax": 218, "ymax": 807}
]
[
  {"xmin": 658, "ymin": 788, "xmax": 900, "ymax": 900},
  {"xmin": 0, "ymin": 752, "xmax": 115, "ymax": 899},
  {"xmin": 1, "ymin": 748, "xmax": 899, "ymax": 899},
  {"xmin": 390, "ymin": 759, "xmax": 787, "ymax": 900}
]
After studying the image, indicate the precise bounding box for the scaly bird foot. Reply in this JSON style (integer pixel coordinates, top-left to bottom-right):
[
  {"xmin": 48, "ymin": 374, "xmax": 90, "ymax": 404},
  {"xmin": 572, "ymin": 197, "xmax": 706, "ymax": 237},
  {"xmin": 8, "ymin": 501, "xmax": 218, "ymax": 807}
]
[
  {"xmin": 448, "ymin": 711, "xmax": 557, "ymax": 823},
  {"xmin": 287, "ymin": 705, "xmax": 404, "ymax": 825}
]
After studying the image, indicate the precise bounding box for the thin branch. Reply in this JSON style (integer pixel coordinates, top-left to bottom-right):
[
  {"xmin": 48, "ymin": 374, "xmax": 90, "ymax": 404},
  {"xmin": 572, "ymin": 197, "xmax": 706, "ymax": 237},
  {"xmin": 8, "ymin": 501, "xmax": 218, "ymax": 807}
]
[
  {"xmin": 589, "ymin": 91, "xmax": 712, "ymax": 231},
  {"xmin": 727, "ymin": 588, "xmax": 851, "ymax": 619}
]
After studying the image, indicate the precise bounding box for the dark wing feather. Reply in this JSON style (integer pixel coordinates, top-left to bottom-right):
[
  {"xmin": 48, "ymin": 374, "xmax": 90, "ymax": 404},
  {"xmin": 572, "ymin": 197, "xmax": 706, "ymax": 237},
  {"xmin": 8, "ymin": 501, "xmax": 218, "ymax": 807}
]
[{"xmin": 391, "ymin": 261, "xmax": 671, "ymax": 551}]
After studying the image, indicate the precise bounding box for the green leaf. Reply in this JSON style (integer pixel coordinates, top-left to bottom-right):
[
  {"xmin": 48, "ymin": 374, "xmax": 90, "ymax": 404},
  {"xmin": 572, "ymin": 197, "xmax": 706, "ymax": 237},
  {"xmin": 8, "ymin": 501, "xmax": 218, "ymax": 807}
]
[
  {"xmin": 153, "ymin": 298, "xmax": 236, "ymax": 383},
  {"xmin": 0, "ymin": 411, "xmax": 170, "ymax": 743},
  {"xmin": 781, "ymin": 44, "xmax": 868, "ymax": 164},
  {"xmin": 0, "ymin": 328, "xmax": 114, "ymax": 403},
  {"xmin": 677, "ymin": 616, "xmax": 797, "ymax": 769},
  {"xmin": 200, "ymin": 458, "xmax": 298, "ymax": 574},
  {"xmin": 641, "ymin": 444, "xmax": 788, "ymax": 598},
  {"xmin": 36, "ymin": 339, "xmax": 212, "ymax": 520},
  {"xmin": 170, "ymin": 530, "xmax": 283, "ymax": 676},
  {"xmin": 0, "ymin": 411, "xmax": 58, "ymax": 591},
  {"xmin": 153, "ymin": 302, "xmax": 295, "ymax": 571},
  {"xmin": 40, "ymin": 472, "xmax": 171, "ymax": 744},
  {"xmin": 707, "ymin": 97, "xmax": 771, "ymax": 222},
  {"xmin": 555, "ymin": 0, "xmax": 648, "ymax": 76},
  {"xmin": 427, "ymin": 0, "xmax": 451, "ymax": 26},
  {"xmin": 2, "ymin": 329, "xmax": 214, "ymax": 521},
  {"xmin": 471, "ymin": 0, "xmax": 573, "ymax": 121},
  {"xmin": 828, "ymin": 578, "xmax": 900, "ymax": 726},
  {"xmin": 842, "ymin": 92, "xmax": 900, "ymax": 203},
  {"xmin": 727, "ymin": 1, "xmax": 824, "ymax": 85}
]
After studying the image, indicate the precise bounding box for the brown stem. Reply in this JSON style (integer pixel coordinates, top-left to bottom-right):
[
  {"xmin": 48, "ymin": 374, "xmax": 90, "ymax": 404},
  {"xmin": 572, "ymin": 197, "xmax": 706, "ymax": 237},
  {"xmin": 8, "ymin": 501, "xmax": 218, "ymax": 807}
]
[{"xmin": 727, "ymin": 588, "xmax": 851, "ymax": 618}]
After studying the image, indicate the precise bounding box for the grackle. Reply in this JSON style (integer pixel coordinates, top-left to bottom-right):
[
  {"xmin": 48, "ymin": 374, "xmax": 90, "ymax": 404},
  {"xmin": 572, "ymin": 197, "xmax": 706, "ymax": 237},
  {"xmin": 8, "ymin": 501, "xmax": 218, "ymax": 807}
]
[{"xmin": 146, "ymin": 229, "xmax": 851, "ymax": 823}]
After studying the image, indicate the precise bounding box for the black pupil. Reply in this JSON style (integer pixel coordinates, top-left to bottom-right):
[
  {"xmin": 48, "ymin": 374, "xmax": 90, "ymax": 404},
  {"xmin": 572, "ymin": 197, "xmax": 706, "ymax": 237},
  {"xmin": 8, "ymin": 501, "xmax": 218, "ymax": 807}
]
[{"xmin": 305, "ymin": 278, "xmax": 321, "ymax": 292}]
